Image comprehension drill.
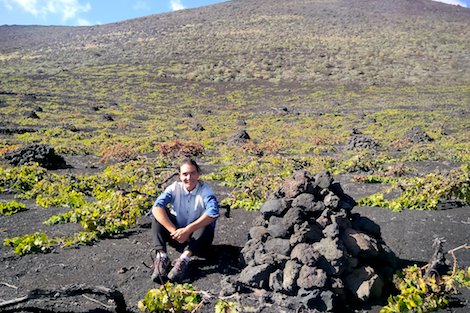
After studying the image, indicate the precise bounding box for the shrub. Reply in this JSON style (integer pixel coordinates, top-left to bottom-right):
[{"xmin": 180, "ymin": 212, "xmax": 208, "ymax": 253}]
[
  {"xmin": 0, "ymin": 163, "xmax": 47, "ymax": 193},
  {"xmin": 381, "ymin": 264, "xmax": 470, "ymax": 313},
  {"xmin": 3, "ymin": 232, "xmax": 58, "ymax": 255},
  {"xmin": 0, "ymin": 145, "xmax": 21, "ymax": 156},
  {"xmin": 157, "ymin": 140, "xmax": 204, "ymax": 158},
  {"xmin": 138, "ymin": 282, "xmax": 201, "ymax": 312},
  {"xmin": 100, "ymin": 143, "xmax": 137, "ymax": 163},
  {"xmin": 240, "ymin": 141, "xmax": 280, "ymax": 156},
  {"xmin": 358, "ymin": 165, "xmax": 470, "ymax": 211},
  {"xmin": 0, "ymin": 200, "xmax": 27, "ymax": 216}
]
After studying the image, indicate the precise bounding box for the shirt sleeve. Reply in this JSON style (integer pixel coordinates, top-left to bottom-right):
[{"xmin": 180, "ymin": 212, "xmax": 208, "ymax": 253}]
[
  {"xmin": 152, "ymin": 182, "xmax": 175, "ymax": 209},
  {"xmin": 203, "ymin": 185, "xmax": 219, "ymax": 218}
]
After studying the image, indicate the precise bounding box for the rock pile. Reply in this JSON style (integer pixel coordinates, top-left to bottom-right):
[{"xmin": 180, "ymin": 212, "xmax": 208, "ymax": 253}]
[
  {"xmin": 231, "ymin": 130, "xmax": 251, "ymax": 144},
  {"xmin": 403, "ymin": 126, "xmax": 433, "ymax": 143},
  {"xmin": 0, "ymin": 122, "xmax": 38, "ymax": 135},
  {"xmin": 3, "ymin": 144, "xmax": 68, "ymax": 170},
  {"xmin": 235, "ymin": 170, "xmax": 397, "ymax": 311},
  {"xmin": 101, "ymin": 114, "xmax": 114, "ymax": 121},
  {"xmin": 347, "ymin": 128, "xmax": 378, "ymax": 150},
  {"xmin": 192, "ymin": 123, "xmax": 205, "ymax": 131},
  {"xmin": 23, "ymin": 110, "xmax": 40, "ymax": 119}
]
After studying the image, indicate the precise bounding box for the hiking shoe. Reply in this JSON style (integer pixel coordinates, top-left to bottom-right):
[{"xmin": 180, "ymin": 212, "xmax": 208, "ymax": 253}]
[
  {"xmin": 167, "ymin": 258, "xmax": 189, "ymax": 282},
  {"xmin": 151, "ymin": 254, "xmax": 170, "ymax": 283}
]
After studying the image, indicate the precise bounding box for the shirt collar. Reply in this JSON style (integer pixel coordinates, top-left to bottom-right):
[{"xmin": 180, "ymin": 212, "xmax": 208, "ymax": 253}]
[{"xmin": 182, "ymin": 181, "xmax": 200, "ymax": 195}]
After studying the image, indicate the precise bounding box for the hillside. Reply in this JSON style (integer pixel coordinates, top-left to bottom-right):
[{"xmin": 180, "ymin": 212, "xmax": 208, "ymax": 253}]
[
  {"xmin": 0, "ymin": 0, "xmax": 469, "ymax": 312},
  {"xmin": 1, "ymin": 0, "xmax": 470, "ymax": 85}
]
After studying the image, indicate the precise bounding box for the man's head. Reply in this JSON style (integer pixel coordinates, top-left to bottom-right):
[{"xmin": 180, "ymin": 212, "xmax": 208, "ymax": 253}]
[{"xmin": 179, "ymin": 158, "xmax": 201, "ymax": 191}]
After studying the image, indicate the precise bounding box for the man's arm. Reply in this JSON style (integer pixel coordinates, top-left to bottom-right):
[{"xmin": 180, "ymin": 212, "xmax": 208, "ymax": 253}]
[
  {"xmin": 185, "ymin": 213, "xmax": 216, "ymax": 234},
  {"xmin": 152, "ymin": 205, "xmax": 177, "ymax": 234},
  {"xmin": 171, "ymin": 213, "xmax": 216, "ymax": 244}
]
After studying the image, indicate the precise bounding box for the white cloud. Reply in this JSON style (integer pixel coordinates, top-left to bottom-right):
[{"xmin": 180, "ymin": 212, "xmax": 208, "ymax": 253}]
[
  {"xmin": 3, "ymin": 0, "xmax": 14, "ymax": 10},
  {"xmin": 432, "ymin": 0, "xmax": 467, "ymax": 7},
  {"xmin": 133, "ymin": 0, "xmax": 150, "ymax": 11},
  {"xmin": 3, "ymin": 0, "xmax": 91, "ymax": 22},
  {"xmin": 170, "ymin": 0, "xmax": 185, "ymax": 11},
  {"xmin": 76, "ymin": 17, "xmax": 91, "ymax": 26}
]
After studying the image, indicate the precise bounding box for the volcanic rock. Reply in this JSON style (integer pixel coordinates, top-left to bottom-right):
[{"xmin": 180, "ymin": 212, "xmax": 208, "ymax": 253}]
[
  {"xmin": 192, "ymin": 123, "xmax": 205, "ymax": 131},
  {"xmin": 231, "ymin": 130, "xmax": 251, "ymax": 143},
  {"xmin": 24, "ymin": 110, "xmax": 40, "ymax": 119},
  {"xmin": 347, "ymin": 128, "xmax": 378, "ymax": 149},
  {"xmin": 3, "ymin": 144, "xmax": 68, "ymax": 169},
  {"xmin": 102, "ymin": 114, "xmax": 114, "ymax": 121},
  {"xmin": 235, "ymin": 170, "xmax": 398, "ymax": 312},
  {"xmin": 404, "ymin": 126, "xmax": 433, "ymax": 143}
]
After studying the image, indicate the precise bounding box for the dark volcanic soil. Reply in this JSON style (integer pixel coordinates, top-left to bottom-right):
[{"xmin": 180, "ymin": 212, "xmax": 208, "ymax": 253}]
[{"xmin": 0, "ymin": 157, "xmax": 469, "ymax": 313}]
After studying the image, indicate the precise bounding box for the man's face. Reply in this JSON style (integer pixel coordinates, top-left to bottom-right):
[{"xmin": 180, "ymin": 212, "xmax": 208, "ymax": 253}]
[{"xmin": 179, "ymin": 163, "xmax": 200, "ymax": 191}]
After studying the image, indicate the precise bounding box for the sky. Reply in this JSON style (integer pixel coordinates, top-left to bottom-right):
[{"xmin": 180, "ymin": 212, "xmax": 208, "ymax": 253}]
[{"xmin": 0, "ymin": 0, "xmax": 468, "ymax": 27}]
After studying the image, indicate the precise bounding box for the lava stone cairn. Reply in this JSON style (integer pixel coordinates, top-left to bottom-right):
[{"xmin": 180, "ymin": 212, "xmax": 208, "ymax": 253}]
[
  {"xmin": 403, "ymin": 126, "xmax": 433, "ymax": 143},
  {"xmin": 235, "ymin": 170, "xmax": 397, "ymax": 312},
  {"xmin": 3, "ymin": 144, "xmax": 68, "ymax": 170},
  {"xmin": 347, "ymin": 128, "xmax": 378, "ymax": 150}
]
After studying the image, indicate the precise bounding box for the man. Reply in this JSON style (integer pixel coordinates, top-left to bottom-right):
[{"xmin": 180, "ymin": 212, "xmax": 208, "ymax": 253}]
[{"xmin": 150, "ymin": 158, "xmax": 219, "ymax": 283}]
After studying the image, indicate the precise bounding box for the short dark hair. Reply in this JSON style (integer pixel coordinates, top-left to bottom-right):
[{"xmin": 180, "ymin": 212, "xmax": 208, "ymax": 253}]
[{"xmin": 179, "ymin": 158, "xmax": 201, "ymax": 174}]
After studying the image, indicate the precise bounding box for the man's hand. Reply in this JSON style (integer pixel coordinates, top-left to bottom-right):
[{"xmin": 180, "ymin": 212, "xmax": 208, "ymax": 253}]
[{"xmin": 170, "ymin": 228, "xmax": 190, "ymax": 244}]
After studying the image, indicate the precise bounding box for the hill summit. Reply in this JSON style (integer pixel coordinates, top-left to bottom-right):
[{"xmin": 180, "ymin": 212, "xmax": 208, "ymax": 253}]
[{"xmin": 1, "ymin": 0, "xmax": 470, "ymax": 86}]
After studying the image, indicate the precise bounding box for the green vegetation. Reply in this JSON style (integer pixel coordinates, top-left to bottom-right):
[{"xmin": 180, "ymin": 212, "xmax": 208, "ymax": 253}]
[
  {"xmin": 4, "ymin": 232, "xmax": 59, "ymax": 255},
  {"xmin": 357, "ymin": 165, "xmax": 470, "ymax": 211},
  {"xmin": 0, "ymin": 163, "xmax": 47, "ymax": 193},
  {"xmin": 0, "ymin": 200, "xmax": 26, "ymax": 216},
  {"xmin": 215, "ymin": 299, "xmax": 240, "ymax": 313},
  {"xmin": 1, "ymin": 159, "xmax": 173, "ymax": 254},
  {"xmin": 207, "ymin": 155, "xmax": 294, "ymax": 210},
  {"xmin": 381, "ymin": 265, "xmax": 470, "ymax": 313},
  {"xmin": 137, "ymin": 282, "xmax": 202, "ymax": 313}
]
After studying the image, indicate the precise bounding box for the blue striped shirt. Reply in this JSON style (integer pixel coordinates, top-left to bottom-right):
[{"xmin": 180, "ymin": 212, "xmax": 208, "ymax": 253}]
[{"xmin": 151, "ymin": 181, "xmax": 219, "ymax": 228}]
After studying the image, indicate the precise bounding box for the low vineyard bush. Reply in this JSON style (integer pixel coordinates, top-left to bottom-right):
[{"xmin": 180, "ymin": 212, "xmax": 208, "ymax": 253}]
[
  {"xmin": 381, "ymin": 263, "xmax": 470, "ymax": 313},
  {"xmin": 0, "ymin": 200, "xmax": 27, "ymax": 216},
  {"xmin": 2, "ymin": 158, "xmax": 173, "ymax": 254},
  {"xmin": 358, "ymin": 165, "xmax": 470, "ymax": 211}
]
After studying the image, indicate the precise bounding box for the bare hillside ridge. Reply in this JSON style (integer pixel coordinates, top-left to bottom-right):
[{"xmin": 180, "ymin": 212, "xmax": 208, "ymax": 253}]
[{"xmin": 1, "ymin": 0, "xmax": 470, "ymax": 85}]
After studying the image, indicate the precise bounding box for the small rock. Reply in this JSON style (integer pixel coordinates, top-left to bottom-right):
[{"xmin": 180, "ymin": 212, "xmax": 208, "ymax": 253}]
[
  {"xmin": 315, "ymin": 171, "xmax": 333, "ymax": 190},
  {"xmin": 192, "ymin": 123, "xmax": 205, "ymax": 131},
  {"xmin": 291, "ymin": 243, "xmax": 320, "ymax": 266},
  {"xmin": 102, "ymin": 114, "xmax": 114, "ymax": 121},
  {"xmin": 297, "ymin": 266, "xmax": 327, "ymax": 289},
  {"xmin": 341, "ymin": 228, "xmax": 379, "ymax": 258},
  {"xmin": 282, "ymin": 260, "xmax": 302, "ymax": 294},
  {"xmin": 268, "ymin": 217, "xmax": 290, "ymax": 238},
  {"xmin": 345, "ymin": 266, "xmax": 384, "ymax": 301},
  {"xmin": 24, "ymin": 110, "xmax": 40, "ymax": 119},
  {"xmin": 249, "ymin": 226, "xmax": 269, "ymax": 241},
  {"xmin": 260, "ymin": 199, "xmax": 288, "ymax": 219},
  {"xmin": 264, "ymin": 238, "xmax": 292, "ymax": 256},
  {"xmin": 231, "ymin": 130, "xmax": 251, "ymax": 143},
  {"xmin": 238, "ymin": 263, "xmax": 273, "ymax": 289},
  {"xmin": 269, "ymin": 269, "xmax": 284, "ymax": 292}
]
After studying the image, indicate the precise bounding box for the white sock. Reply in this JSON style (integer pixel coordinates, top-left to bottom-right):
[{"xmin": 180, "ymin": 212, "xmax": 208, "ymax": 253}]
[{"xmin": 157, "ymin": 251, "xmax": 168, "ymax": 259}]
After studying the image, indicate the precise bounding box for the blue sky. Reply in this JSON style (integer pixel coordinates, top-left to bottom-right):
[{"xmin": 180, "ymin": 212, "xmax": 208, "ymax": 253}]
[
  {"xmin": 0, "ymin": 0, "xmax": 227, "ymax": 26},
  {"xmin": 0, "ymin": 0, "xmax": 468, "ymax": 27}
]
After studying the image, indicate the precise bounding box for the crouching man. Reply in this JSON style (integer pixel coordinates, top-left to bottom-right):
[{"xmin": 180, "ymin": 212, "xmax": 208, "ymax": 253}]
[{"xmin": 150, "ymin": 158, "xmax": 219, "ymax": 283}]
